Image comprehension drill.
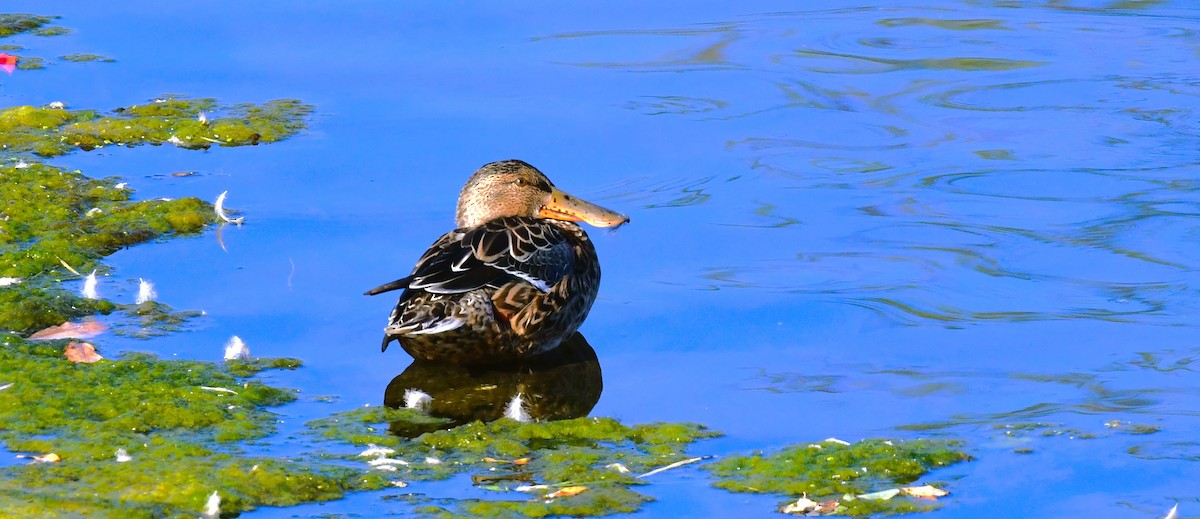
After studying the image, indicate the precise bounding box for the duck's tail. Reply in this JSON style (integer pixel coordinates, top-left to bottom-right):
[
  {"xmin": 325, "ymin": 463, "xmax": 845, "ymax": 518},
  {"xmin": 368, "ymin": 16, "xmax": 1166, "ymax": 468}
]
[{"xmin": 364, "ymin": 276, "xmax": 413, "ymax": 296}]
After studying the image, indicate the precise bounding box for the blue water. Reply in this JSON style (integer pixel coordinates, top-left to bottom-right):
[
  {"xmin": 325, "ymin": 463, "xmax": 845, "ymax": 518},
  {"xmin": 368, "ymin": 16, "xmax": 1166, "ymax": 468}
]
[{"xmin": 3, "ymin": 1, "xmax": 1198, "ymax": 517}]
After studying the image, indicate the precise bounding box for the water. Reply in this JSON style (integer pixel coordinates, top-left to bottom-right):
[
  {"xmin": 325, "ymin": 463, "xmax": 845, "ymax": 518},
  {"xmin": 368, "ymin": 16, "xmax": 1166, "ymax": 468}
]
[{"xmin": 3, "ymin": 1, "xmax": 1198, "ymax": 517}]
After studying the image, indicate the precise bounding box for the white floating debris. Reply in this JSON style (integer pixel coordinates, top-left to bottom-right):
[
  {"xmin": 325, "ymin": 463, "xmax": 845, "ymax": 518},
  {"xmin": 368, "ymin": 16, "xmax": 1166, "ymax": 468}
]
[
  {"xmin": 13, "ymin": 159, "xmax": 29, "ymax": 169},
  {"xmin": 373, "ymin": 464, "xmax": 398, "ymax": 472},
  {"xmin": 166, "ymin": 135, "xmax": 184, "ymax": 146},
  {"xmin": 223, "ymin": 336, "xmax": 249, "ymax": 361},
  {"xmin": 368, "ymin": 457, "xmax": 409, "ymax": 467},
  {"xmin": 515, "ymin": 485, "xmax": 550, "ymax": 493},
  {"xmin": 824, "ymin": 437, "xmax": 851, "ymax": 446},
  {"xmin": 0, "ymin": 277, "xmax": 21, "ymax": 287},
  {"xmin": 0, "ymin": 383, "xmax": 13, "ymax": 391},
  {"xmin": 358, "ymin": 444, "xmax": 395, "ymax": 458},
  {"xmin": 1165, "ymin": 503, "xmax": 1179, "ymax": 519},
  {"xmin": 115, "ymin": 448, "xmax": 132, "ymax": 463},
  {"xmin": 85, "ymin": 208, "xmax": 102, "ymax": 217},
  {"xmin": 198, "ymin": 112, "xmax": 209, "ymax": 125},
  {"xmin": 136, "ymin": 278, "xmax": 156, "ymax": 304},
  {"xmin": 215, "ymin": 191, "xmax": 244, "ymax": 225},
  {"xmin": 199, "ymin": 386, "xmax": 238, "ymax": 395},
  {"xmin": 392, "ymin": 481, "xmax": 408, "ymax": 488},
  {"xmin": 47, "ymin": 101, "xmax": 66, "ymax": 109},
  {"xmin": 403, "ymin": 389, "xmax": 432, "ymax": 411},
  {"xmin": 424, "ymin": 457, "xmax": 442, "ymax": 465},
  {"xmin": 201, "ymin": 491, "xmax": 220, "ymax": 518},
  {"xmin": 114, "ymin": 182, "xmax": 127, "ymax": 190},
  {"xmin": 605, "ymin": 463, "xmax": 630, "ymax": 474},
  {"xmin": 503, "ymin": 393, "xmax": 531, "ymax": 423},
  {"xmin": 81, "ymin": 270, "xmax": 99, "ymax": 300}
]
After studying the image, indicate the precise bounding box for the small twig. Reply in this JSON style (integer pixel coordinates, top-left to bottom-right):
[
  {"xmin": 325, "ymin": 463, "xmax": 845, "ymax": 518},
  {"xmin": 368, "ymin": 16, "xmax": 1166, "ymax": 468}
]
[{"xmin": 637, "ymin": 455, "xmax": 711, "ymax": 479}]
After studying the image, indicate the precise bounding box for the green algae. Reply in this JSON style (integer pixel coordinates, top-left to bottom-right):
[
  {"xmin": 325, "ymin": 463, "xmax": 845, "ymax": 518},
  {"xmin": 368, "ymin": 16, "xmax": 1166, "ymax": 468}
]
[
  {"xmin": 307, "ymin": 409, "xmax": 720, "ymax": 517},
  {"xmin": 110, "ymin": 301, "xmax": 206, "ymax": 339},
  {"xmin": 15, "ymin": 55, "xmax": 43, "ymax": 70},
  {"xmin": 59, "ymin": 53, "xmax": 115, "ymax": 63},
  {"xmin": 33, "ymin": 26, "xmax": 70, "ymax": 37},
  {"xmin": 706, "ymin": 438, "xmax": 970, "ymax": 516},
  {"xmin": 225, "ymin": 356, "xmax": 305, "ymax": 378},
  {"xmin": 0, "ymin": 14, "xmax": 56, "ymax": 38},
  {"xmin": 0, "ymin": 162, "xmax": 214, "ymax": 333},
  {"xmin": 0, "ymin": 335, "xmax": 393, "ymax": 516},
  {"xmin": 0, "ymin": 97, "xmax": 312, "ymax": 157}
]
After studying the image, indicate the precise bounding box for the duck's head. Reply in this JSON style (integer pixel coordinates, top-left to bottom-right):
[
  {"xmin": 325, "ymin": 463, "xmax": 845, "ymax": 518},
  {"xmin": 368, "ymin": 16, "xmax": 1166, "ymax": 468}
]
[{"xmin": 455, "ymin": 160, "xmax": 630, "ymax": 229}]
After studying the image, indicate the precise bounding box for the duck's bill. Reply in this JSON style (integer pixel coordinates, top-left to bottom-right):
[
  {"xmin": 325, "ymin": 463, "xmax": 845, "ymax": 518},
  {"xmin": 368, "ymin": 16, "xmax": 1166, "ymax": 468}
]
[{"xmin": 539, "ymin": 187, "xmax": 630, "ymax": 228}]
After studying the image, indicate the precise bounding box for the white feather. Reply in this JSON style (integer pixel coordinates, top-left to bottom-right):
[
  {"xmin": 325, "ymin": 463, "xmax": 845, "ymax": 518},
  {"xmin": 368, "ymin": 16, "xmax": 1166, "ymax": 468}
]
[
  {"xmin": 215, "ymin": 191, "xmax": 244, "ymax": 225},
  {"xmin": 504, "ymin": 393, "xmax": 532, "ymax": 422},
  {"xmin": 201, "ymin": 491, "xmax": 220, "ymax": 518},
  {"xmin": 136, "ymin": 278, "xmax": 156, "ymax": 304},
  {"xmin": 81, "ymin": 270, "xmax": 99, "ymax": 299},
  {"xmin": 223, "ymin": 336, "xmax": 250, "ymax": 361},
  {"xmin": 403, "ymin": 389, "xmax": 432, "ymax": 410}
]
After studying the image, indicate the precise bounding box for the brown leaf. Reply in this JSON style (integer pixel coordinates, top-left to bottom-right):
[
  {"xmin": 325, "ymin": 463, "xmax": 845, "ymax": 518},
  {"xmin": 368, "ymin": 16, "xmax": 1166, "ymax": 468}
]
[
  {"xmin": 64, "ymin": 341, "xmax": 103, "ymax": 363},
  {"xmin": 544, "ymin": 486, "xmax": 587, "ymax": 499},
  {"xmin": 483, "ymin": 457, "xmax": 507, "ymax": 463},
  {"xmin": 21, "ymin": 452, "xmax": 61, "ymax": 463},
  {"xmin": 817, "ymin": 500, "xmax": 840, "ymax": 513},
  {"xmin": 901, "ymin": 485, "xmax": 949, "ymax": 500},
  {"xmin": 513, "ymin": 457, "xmax": 531, "ymax": 465},
  {"xmin": 29, "ymin": 321, "xmax": 107, "ymax": 341}
]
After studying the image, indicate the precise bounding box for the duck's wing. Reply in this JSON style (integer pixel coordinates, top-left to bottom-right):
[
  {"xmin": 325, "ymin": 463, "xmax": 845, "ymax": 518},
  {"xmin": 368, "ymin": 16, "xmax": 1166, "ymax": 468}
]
[
  {"xmin": 373, "ymin": 217, "xmax": 576, "ymax": 351},
  {"xmin": 407, "ymin": 216, "xmax": 575, "ymax": 295}
]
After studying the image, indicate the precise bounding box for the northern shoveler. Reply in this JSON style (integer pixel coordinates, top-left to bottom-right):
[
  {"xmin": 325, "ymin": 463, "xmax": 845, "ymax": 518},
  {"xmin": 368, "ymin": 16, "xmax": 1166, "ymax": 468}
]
[{"xmin": 365, "ymin": 160, "xmax": 628, "ymax": 364}]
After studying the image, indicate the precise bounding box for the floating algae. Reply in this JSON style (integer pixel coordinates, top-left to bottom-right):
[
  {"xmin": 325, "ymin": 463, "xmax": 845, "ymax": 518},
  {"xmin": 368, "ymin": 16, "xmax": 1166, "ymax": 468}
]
[
  {"xmin": 307, "ymin": 407, "xmax": 721, "ymax": 518},
  {"xmin": 706, "ymin": 438, "xmax": 970, "ymax": 516},
  {"xmin": 0, "ymin": 336, "xmax": 393, "ymax": 516}
]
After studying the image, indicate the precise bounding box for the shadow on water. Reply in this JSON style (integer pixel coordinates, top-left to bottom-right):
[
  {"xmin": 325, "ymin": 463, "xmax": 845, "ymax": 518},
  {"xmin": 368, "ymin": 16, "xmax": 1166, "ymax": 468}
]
[{"xmin": 381, "ymin": 332, "xmax": 603, "ymax": 437}]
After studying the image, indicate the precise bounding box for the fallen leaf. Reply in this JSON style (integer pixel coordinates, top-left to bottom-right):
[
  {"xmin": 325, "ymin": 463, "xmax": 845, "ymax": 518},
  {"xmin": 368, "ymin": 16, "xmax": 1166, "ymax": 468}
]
[
  {"xmin": 64, "ymin": 341, "xmax": 103, "ymax": 363},
  {"xmin": 513, "ymin": 457, "xmax": 531, "ymax": 465},
  {"xmin": 901, "ymin": 484, "xmax": 949, "ymax": 500},
  {"xmin": 544, "ymin": 486, "xmax": 588, "ymax": 499},
  {"xmin": 358, "ymin": 444, "xmax": 395, "ymax": 458},
  {"xmin": 29, "ymin": 321, "xmax": 107, "ymax": 341},
  {"xmin": 857, "ymin": 488, "xmax": 901, "ymax": 501},
  {"xmin": 780, "ymin": 496, "xmax": 821, "ymax": 514},
  {"xmin": 483, "ymin": 457, "xmax": 507, "ymax": 463},
  {"xmin": 19, "ymin": 452, "xmax": 61, "ymax": 463},
  {"xmin": 817, "ymin": 500, "xmax": 839, "ymax": 513},
  {"xmin": 0, "ymin": 53, "xmax": 16, "ymax": 74}
]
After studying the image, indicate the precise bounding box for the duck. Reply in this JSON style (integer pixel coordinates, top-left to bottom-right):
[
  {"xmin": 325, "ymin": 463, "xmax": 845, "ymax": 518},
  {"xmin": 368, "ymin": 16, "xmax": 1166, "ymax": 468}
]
[{"xmin": 365, "ymin": 160, "xmax": 629, "ymax": 364}]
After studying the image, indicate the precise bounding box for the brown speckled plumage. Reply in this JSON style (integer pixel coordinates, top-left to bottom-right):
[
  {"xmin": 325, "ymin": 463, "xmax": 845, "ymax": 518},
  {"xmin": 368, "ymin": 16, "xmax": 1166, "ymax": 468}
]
[{"xmin": 365, "ymin": 160, "xmax": 628, "ymax": 364}]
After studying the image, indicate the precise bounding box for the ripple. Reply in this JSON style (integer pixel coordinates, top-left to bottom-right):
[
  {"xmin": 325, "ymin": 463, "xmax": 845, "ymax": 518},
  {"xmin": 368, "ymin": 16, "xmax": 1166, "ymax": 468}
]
[
  {"xmin": 621, "ymin": 95, "xmax": 729, "ymax": 116},
  {"xmin": 590, "ymin": 175, "xmax": 719, "ymax": 209},
  {"xmin": 779, "ymin": 49, "xmax": 1045, "ymax": 75}
]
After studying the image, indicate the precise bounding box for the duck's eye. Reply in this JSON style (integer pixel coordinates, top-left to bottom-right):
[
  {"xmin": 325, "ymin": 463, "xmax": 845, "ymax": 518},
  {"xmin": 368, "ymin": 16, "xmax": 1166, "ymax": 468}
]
[{"xmin": 514, "ymin": 178, "xmax": 525, "ymax": 185}]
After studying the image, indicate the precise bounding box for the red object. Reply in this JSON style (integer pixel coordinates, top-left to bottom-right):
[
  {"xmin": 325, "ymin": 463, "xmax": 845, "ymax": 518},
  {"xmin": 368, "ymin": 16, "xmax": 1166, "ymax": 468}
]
[{"xmin": 0, "ymin": 53, "xmax": 16, "ymax": 74}]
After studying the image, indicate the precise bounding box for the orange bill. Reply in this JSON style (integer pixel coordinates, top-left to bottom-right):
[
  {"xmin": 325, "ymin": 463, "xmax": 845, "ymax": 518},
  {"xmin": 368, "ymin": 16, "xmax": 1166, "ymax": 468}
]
[{"xmin": 538, "ymin": 187, "xmax": 629, "ymax": 228}]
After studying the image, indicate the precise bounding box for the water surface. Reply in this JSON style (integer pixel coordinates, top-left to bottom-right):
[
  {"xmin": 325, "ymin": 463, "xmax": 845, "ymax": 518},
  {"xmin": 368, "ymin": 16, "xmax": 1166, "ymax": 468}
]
[{"xmin": 3, "ymin": 1, "xmax": 1198, "ymax": 517}]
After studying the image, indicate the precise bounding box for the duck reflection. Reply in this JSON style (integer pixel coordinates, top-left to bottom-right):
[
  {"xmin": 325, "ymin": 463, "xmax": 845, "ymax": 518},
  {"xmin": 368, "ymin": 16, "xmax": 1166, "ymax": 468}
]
[{"xmin": 383, "ymin": 332, "xmax": 602, "ymax": 437}]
